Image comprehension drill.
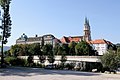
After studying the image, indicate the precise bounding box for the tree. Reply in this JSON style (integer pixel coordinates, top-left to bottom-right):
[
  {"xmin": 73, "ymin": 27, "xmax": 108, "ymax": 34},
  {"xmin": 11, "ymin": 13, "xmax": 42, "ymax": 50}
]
[
  {"xmin": 55, "ymin": 44, "xmax": 69, "ymax": 55},
  {"xmin": 75, "ymin": 40, "xmax": 94, "ymax": 56},
  {"xmin": 42, "ymin": 44, "xmax": 53, "ymax": 55},
  {"xmin": 10, "ymin": 44, "xmax": 28, "ymax": 56},
  {"xmin": 61, "ymin": 44, "xmax": 69, "ymax": 55},
  {"xmin": 53, "ymin": 43, "xmax": 60, "ymax": 55},
  {"xmin": 0, "ymin": 0, "xmax": 12, "ymax": 67},
  {"xmin": 69, "ymin": 41, "xmax": 77, "ymax": 55},
  {"xmin": 42, "ymin": 44, "xmax": 55, "ymax": 64},
  {"xmin": 27, "ymin": 55, "xmax": 33, "ymax": 67},
  {"xmin": 101, "ymin": 50, "xmax": 120, "ymax": 71},
  {"xmin": 57, "ymin": 46, "xmax": 63, "ymax": 55},
  {"xmin": 38, "ymin": 54, "xmax": 46, "ymax": 64},
  {"xmin": 10, "ymin": 44, "xmax": 22, "ymax": 57},
  {"xmin": 27, "ymin": 43, "xmax": 41, "ymax": 66},
  {"xmin": 30, "ymin": 43, "xmax": 41, "ymax": 55},
  {"xmin": 47, "ymin": 51, "xmax": 55, "ymax": 64},
  {"xmin": 60, "ymin": 51, "xmax": 67, "ymax": 69}
]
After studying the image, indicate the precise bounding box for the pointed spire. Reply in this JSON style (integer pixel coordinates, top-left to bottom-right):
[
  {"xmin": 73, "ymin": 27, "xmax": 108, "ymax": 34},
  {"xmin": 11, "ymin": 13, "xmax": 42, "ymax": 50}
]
[
  {"xmin": 87, "ymin": 19, "xmax": 90, "ymax": 26},
  {"xmin": 85, "ymin": 17, "xmax": 88, "ymax": 24}
]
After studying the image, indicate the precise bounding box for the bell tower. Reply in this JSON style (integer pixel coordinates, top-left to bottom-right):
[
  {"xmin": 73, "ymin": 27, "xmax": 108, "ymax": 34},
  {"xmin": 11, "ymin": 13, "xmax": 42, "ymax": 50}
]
[{"xmin": 83, "ymin": 17, "xmax": 91, "ymax": 41}]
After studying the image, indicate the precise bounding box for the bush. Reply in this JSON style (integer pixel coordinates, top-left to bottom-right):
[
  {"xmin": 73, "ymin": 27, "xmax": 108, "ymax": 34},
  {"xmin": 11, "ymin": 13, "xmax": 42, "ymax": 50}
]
[
  {"xmin": 65, "ymin": 63, "xmax": 75, "ymax": 70},
  {"xmin": 31, "ymin": 63, "xmax": 44, "ymax": 68},
  {"xmin": 4, "ymin": 56, "xmax": 27, "ymax": 66},
  {"xmin": 82, "ymin": 62, "xmax": 103, "ymax": 72}
]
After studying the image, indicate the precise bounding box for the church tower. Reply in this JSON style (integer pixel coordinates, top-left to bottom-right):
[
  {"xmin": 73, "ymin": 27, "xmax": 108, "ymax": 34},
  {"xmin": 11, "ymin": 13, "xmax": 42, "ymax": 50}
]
[{"xmin": 83, "ymin": 17, "xmax": 91, "ymax": 41}]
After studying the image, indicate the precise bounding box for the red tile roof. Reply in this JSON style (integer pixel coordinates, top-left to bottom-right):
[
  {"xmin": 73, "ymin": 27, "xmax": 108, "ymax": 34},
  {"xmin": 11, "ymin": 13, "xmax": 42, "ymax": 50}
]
[
  {"xmin": 60, "ymin": 36, "xmax": 83, "ymax": 43},
  {"xmin": 88, "ymin": 39, "xmax": 112, "ymax": 44}
]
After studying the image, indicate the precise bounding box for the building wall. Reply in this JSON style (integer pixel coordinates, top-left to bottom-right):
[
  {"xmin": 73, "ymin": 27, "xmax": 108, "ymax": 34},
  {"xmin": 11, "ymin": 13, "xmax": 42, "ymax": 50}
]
[
  {"xmin": 16, "ymin": 34, "xmax": 55, "ymax": 46},
  {"xmin": 93, "ymin": 44, "xmax": 108, "ymax": 55},
  {"xmin": 18, "ymin": 56, "xmax": 101, "ymax": 65}
]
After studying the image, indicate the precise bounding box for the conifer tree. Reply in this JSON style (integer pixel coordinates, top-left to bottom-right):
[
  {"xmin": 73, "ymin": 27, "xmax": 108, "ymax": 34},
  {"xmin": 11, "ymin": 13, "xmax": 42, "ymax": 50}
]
[{"xmin": 0, "ymin": 0, "xmax": 12, "ymax": 67}]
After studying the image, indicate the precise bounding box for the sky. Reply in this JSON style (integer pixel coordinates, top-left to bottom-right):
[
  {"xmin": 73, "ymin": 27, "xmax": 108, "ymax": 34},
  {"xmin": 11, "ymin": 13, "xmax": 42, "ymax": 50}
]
[{"xmin": 1, "ymin": 0, "xmax": 120, "ymax": 46}]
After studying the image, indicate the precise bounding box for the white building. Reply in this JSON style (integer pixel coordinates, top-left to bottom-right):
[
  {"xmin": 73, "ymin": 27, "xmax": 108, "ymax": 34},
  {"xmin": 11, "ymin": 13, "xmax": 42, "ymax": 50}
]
[{"xmin": 89, "ymin": 39, "xmax": 112, "ymax": 55}]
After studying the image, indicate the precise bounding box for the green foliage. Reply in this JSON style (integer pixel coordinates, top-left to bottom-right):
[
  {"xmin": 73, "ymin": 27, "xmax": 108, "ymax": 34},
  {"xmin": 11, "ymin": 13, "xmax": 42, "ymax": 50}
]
[
  {"xmin": 10, "ymin": 45, "xmax": 19, "ymax": 56},
  {"xmin": 28, "ymin": 43, "xmax": 41, "ymax": 56},
  {"xmin": 0, "ymin": 35, "xmax": 2, "ymax": 41},
  {"xmin": 10, "ymin": 43, "xmax": 41, "ymax": 56},
  {"xmin": 4, "ymin": 50, "xmax": 11, "ymax": 56},
  {"xmin": 60, "ymin": 51, "xmax": 67, "ymax": 69},
  {"xmin": 27, "ymin": 56, "xmax": 34, "ymax": 67},
  {"xmin": 0, "ymin": 0, "xmax": 11, "ymax": 7},
  {"xmin": 62, "ymin": 44, "xmax": 69, "ymax": 55},
  {"xmin": 53, "ymin": 43, "xmax": 61, "ymax": 55},
  {"xmin": 60, "ymin": 51, "xmax": 67, "ymax": 63},
  {"xmin": 4, "ymin": 56, "xmax": 26, "ymax": 66},
  {"xmin": 75, "ymin": 40, "xmax": 94, "ymax": 55},
  {"xmin": 65, "ymin": 63, "xmax": 75, "ymax": 70},
  {"xmin": 42, "ymin": 44, "xmax": 55, "ymax": 64},
  {"xmin": 69, "ymin": 41, "xmax": 77, "ymax": 55},
  {"xmin": 42, "ymin": 44, "xmax": 53, "ymax": 55},
  {"xmin": 38, "ymin": 55, "xmax": 46, "ymax": 63},
  {"xmin": 57, "ymin": 46, "xmax": 63, "ymax": 55},
  {"xmin": 54, "ymin": 44, "xmax": 69, "ymax": 55},
  {"xmin": 10, "ymin": 44, "xmax": 22, "ymax": 56},
  {"xmin": 47, "ymin": 51, "xmax": 55, "ymax": 63},
  {"xmin": 84, "ymin": 62, "xmax": 103, "ymax": 72},
  {"xmin": 0, "ymin": 0, "xmax": 12, "ymax": 67},
  {"xmin": 100, "ymin": 50, "xmax": 120, "ymax": 70},
  {"xmin": 0, "ymin": 0, "xmax": 12, "ymax": 44}
]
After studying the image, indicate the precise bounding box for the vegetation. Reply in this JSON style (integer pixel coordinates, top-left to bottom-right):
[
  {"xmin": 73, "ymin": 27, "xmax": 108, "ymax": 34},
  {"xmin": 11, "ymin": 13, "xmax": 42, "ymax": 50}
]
[
  {"xmin": 53, "ymin": 43, "xmax": 61, "ymax": 55},
  {"xmin": 3, "ymin": 40, "xmax": 100, "ymax": 70},
  {"xmin": 2, "ymin": 43, "xmax": 119, "ymax": 74},
  {"xmin": 101, "ymin": 50, "xmax": 120, "ymax": 71},
  {"xmin": 0, "ymin": 0, "xmax": 12, "ymax": 67},
  {"xmin": 69, "ymin": 41, "xmax": 77, "ymax": 55},
  {"xmin": 60, "ymin": 51, "xmax": 67, "ymax": 69},
  {"xmin": 75, "ymin": 40, "xmax": 95, "ymax": 56},
  {"xmin": 4, "ymin": 56, "xmax": 26, "ymax": 66},
  {"xmin": 8, "ymin": 40, "xmax": 96, "ymax": 57}
]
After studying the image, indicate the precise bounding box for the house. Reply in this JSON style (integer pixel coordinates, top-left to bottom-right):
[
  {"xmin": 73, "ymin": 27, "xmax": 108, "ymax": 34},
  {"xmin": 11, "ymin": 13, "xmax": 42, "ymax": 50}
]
[{"xmin": 88, "ymin": 39, "xmax": 113, "ymax": 55}]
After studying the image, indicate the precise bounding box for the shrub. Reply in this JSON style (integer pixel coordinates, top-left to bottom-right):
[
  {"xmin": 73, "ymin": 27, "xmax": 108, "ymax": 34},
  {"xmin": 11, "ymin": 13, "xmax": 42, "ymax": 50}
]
[{"xmin": 4, "ymin": 56, "xmax": 27, "ymax": 66}]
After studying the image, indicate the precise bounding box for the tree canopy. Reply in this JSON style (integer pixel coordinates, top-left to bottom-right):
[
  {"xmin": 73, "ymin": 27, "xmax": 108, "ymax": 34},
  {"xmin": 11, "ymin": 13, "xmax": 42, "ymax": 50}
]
[
  {"xmin": 75, "ymin": 40, "xmax": 94, "ymax": 55},
  {"xmin": 101, "ymin": 50, "xmax": 120, "ymax": 70}
]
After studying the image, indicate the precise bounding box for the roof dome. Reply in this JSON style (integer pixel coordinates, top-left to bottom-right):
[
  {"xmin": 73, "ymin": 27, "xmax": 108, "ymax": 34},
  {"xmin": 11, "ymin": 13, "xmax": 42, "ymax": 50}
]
[{"xmin": 21, "ymin": 33, "xmax": 28, "ymax": 41}]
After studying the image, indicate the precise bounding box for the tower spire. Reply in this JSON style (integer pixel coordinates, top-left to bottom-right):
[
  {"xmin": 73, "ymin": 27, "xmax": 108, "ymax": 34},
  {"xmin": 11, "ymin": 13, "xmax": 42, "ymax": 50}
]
[
  {"xmin": 83, "ymin": 17, "xmax": 91, "ymax": 41},
  {"xmin": 87, "ymin": 19, "xmax": 89, "ymax": 26},
  {"xmin": 85, "ymin": 17, "xmax": 88, "ymax": 24}
]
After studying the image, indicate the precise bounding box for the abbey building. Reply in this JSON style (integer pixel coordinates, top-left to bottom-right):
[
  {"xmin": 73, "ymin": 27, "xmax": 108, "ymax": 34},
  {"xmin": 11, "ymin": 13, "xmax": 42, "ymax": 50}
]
[
  {"xmin": 16, "ymin": 17, "xmax": 91, "ymax": 44},
  {"xmin": 16, "ymin": 18, "xmax": 112, "ymax": 55}
]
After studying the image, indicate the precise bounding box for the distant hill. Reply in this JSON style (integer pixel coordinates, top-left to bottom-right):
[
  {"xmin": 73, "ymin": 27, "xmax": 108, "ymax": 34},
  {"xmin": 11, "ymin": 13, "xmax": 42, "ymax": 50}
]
[{"xmin": 0, "ymin": 46, "xmax": 11, "ymax": 52}]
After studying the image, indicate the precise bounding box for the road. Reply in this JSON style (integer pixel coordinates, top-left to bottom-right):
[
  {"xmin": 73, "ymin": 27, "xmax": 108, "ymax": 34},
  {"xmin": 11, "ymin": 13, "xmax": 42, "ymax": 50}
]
[{"xmin": 0, "ymin": 67, "xmax": 120, "ymax": 80}]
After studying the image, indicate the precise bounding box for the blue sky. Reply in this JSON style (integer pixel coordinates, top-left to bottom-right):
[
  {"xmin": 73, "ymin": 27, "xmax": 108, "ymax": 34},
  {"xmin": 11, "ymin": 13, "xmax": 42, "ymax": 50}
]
[{"xmin": 2, "ymin": 0, "xmax": 120, "ymax": 46}]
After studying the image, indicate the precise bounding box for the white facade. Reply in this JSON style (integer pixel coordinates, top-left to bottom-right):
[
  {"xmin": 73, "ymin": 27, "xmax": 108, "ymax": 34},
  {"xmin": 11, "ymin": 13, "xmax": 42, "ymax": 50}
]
[
  {"xmin": 89, "ymin": 39, "xmax": 111, "ymax": 55},
  {"xmin": 18, "ymin": 56, "xmax": 101, "ymax": 65},
  {"xmin": 93, "ymin": 43, "xmax": 108, "ymax": 55}
]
